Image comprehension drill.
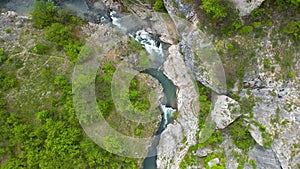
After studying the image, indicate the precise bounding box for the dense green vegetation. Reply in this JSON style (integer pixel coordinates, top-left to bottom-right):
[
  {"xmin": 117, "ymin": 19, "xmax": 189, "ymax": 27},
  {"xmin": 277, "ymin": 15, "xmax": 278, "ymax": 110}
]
[
  {"xmin": 93, "ymin": 39, "xmax": 158, "ymax": 138},
  {"xmin": 200, "ymin": 0, "xmax": 228, "ymax": 19},
  {"xmin": 30, "ymin": 0, "xmax": 85, "ymax": 63},
  {"xmin": 0, "ymin": 55, "xmax": 138, "ymax": 168},
  {"xmin": 0, "ymin": 1, "xmax": 156, "ymax": 168}
]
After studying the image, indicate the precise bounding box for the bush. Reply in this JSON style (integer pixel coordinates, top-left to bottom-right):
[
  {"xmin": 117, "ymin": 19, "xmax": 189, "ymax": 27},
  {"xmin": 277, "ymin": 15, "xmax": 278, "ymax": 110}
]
[
  {"xmin": 1, "ymin": 73, "xmax": 17, "ymax": 91},
  {"xmin": 64, "ymin": 41, "xmax": 83, "ymax": 63},
  {"xmin": 5, "ymin": 28, "xmax": 11, "ymax": 34},
  {"xmin": 287, "ymin": 72, "xmax": 295, "ymax": 78},
  {"xmin": 253, "ymin": 22, "xmax": 262, "ymax": 28},
  {"xmin": 239, "ymin": 26, "xmax": 253, "ymax": 35},
  {"xmin": 263, "ymin": 59, "xmax": 271, "ymax": 69},
  {"xmin": 31, "ymin": 43, "xmax": 49, "ymax": 54},
  {"xmin": 30, "ymin": 0, "xmax": 85, "ymax": 29},
  {"xmin": 274, "ymin": 0, "xmax": 300, "ymax": 6},
  {"xmin": 283, "ymin": 21, "xmax": 300, "ymax": 39},
  {"xmin": 229, "ymin": 118, "xmax": 255, "ymax": 150},
  {"xmin": 199, "ymin": 131, "xmax": 223, "ymax": 149},
  {"xmin": 200, "ymin": 0, "xmax": 228, "ymax": 19},
  {"xmin": 134, "ymin": 128, "xmax": 141, "ymax": 136}
]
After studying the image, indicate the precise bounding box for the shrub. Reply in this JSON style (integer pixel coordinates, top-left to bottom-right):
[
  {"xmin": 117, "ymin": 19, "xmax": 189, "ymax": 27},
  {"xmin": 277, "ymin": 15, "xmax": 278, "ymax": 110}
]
[
  {"xmin": 5, "ymin": 29, "xmax": 11, "ymax": 34},
  {"xmin": 229, "ymin": 119, "xmax": 255, "ymax": 150},
  {"xmin": 1, "ymin": 74, "xmax": 17, "ymax": 91},
  {"xmin": 253, "ymin": 22, "xmax": 262, "ymax": 28},
  {"xmin": 31, "ymin": 43, "xmax": 49, "ymax": 54},
  {"xmin": 274, "ymin": 0, "xmax": 300, "ymax": 6},
  {"xmin": 263, "ymin": 59, "xmax": 271, "ymax": 69},
  {"xmin": 200, "ymin": 0, "xmax": 228, "ymax": 19},
  {"xmin": 153, "ymin": 0, "xmax": 167, "ymax": 12},
  {"xmin": 239, "ymin": 26, "xmax": 253, "ymax": 35},
  {"xmin": 199, "ymin": 131, "xmax": 223, "ymax": 149},
  {"xmin": 0, "ymin": 49, "xmax": 7, "ymax": 63},
  {"xmin": 64, "ymin": 41, "xmax": 83, "ymax": 63},
  {"xmin": 287, "ymin": 72, "xmax": 295, "ymax": 78},
  {"xmin": 30, "ymin": 0, "xmax": 85, "ymax": 29},
  {"xmin": 134, "ymin": 128, "xmax": 141, "ymax": 136},
  {"xmin": 267, "ymin": 20, "xmax": 273, "ymax": 27}
]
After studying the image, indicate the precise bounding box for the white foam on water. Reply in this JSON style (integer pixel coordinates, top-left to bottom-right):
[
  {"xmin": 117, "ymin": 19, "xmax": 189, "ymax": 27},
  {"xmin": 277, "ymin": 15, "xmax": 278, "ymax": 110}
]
[{"xmin": 160, "ymin": 104, "xmax": 176, "ymax": 128}]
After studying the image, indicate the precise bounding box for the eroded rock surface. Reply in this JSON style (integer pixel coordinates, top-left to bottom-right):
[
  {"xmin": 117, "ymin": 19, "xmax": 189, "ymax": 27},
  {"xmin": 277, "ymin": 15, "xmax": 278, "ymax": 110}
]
[{"xmin": 248, "ymin": 145, "xmax": 282, "ymax": 169}]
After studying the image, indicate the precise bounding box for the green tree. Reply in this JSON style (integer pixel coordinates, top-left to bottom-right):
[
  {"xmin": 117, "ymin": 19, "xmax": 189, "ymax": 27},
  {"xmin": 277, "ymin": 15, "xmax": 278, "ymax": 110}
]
[
  {"xmin": 30, "ymin": 0, "xmax": 57, "ymax": 29},
  {"xmin": 45, "ymin": 23, "xmax": 72, "ymax": 48},
  {"xmin": 103, "ymin": 135, "xmax": 126, "ymax": 155}
]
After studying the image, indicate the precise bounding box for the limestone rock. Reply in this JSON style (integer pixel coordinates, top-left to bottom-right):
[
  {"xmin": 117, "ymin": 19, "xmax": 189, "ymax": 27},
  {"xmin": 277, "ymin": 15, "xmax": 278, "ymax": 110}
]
[
  {"xmin": 248, "ymin": 145, "xmax": 281, "ymax": 169},
  {"xmin": 248, "ymin": 123, "xmax": 264, "ymax": 146},
  {"xmin": 211, "ymin": 95, "xmax": 241, "ymax": 129},
  {"xmin": 208, "ymin": 158, "xmax": 220, "ymax": 168},
  {"xmin": 222, "ymin": 135, "xmax": 241, "ymax": 169}
]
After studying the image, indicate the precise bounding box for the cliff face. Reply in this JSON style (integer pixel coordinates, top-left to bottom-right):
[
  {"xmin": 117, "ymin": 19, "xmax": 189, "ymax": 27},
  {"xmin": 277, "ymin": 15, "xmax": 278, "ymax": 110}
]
[
  {"xmin": 157, "ymin": 45, "xmax": 199, "ymax": 169},
  {"xmin": 158, "ymin": 0, "xmax": 299, "ymax": 168}
]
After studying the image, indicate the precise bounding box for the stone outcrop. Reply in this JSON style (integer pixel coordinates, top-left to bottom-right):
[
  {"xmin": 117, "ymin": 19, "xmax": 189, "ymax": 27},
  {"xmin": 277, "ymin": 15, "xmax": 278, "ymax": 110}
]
[{"xmin": 163, "ymin": 0, "xmax": 198, "ymax": 21}]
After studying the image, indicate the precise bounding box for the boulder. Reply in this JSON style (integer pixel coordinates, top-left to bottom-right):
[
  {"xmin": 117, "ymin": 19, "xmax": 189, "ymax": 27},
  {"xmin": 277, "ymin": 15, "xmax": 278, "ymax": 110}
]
[
  {"xmin": 211, "ymin": 95, "xmax": 241, "ymax": 129},
  {"xmin": 230, "ymin": 0, "xmax": 265, "ymax": 16}
]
